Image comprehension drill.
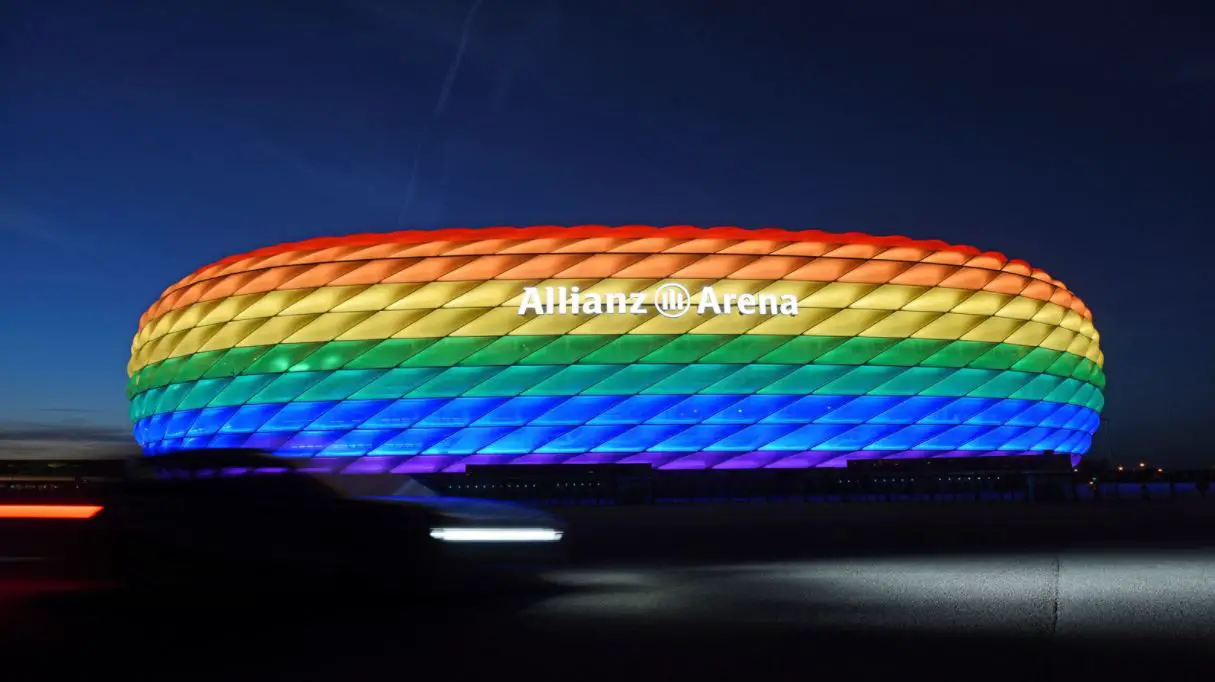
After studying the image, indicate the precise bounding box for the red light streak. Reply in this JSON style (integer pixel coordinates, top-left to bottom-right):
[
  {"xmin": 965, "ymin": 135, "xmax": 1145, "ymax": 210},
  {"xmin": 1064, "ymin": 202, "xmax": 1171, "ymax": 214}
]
[{"xmin": 0, "ymin": 505, "xmax": 103, "ymax": 519}]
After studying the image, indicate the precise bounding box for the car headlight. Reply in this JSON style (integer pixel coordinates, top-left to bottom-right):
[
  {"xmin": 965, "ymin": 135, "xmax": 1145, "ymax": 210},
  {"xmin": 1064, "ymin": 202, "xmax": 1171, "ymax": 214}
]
[{"xmin": 429, "ymin": 527, "xmax": 564, "ymax": 543}]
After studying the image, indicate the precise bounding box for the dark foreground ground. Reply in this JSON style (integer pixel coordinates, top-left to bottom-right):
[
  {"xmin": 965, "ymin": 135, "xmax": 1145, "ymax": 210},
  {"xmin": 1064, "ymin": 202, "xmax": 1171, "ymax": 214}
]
[{"xmin": 2, "ymin": 500, "xmax": 1215, "ymax": 680}]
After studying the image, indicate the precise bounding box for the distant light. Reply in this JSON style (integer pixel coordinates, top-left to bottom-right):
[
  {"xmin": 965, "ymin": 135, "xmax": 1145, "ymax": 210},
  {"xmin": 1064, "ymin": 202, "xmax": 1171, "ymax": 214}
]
[
  {"xmin": 429, "ymin": 527, "xmax": 563, "ymax": 543},
  {"xmin": 1139, "ymin": 462, "xmax": 1146, "ymax": 468},
  {"xmin": 1117, "ymin": 466, "xmax": 1124, "ymax": 471},
  {"xmin": 1157, "ymin": 468, "xmax": 1164, "ymax": 474}
]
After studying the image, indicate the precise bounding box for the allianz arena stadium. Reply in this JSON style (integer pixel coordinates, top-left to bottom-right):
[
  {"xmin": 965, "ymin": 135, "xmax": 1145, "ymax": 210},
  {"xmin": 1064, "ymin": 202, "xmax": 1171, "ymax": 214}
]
[{"xmin": 127, "ymin": 225, "xmax": 1104, "ymax": 472}]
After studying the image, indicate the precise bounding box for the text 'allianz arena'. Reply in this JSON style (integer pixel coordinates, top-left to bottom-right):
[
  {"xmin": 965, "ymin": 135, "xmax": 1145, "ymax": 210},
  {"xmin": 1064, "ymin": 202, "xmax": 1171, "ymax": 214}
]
[{"xmin": 128, "ymin": 226, "xmax": 1104, "ymax": 472}]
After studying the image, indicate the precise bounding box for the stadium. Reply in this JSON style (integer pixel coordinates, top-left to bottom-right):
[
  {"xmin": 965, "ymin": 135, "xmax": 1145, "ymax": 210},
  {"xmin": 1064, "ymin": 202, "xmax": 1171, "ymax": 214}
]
[{"xmin": 127, "ymin": 225, "xmax": 1104, "ymax": 473}]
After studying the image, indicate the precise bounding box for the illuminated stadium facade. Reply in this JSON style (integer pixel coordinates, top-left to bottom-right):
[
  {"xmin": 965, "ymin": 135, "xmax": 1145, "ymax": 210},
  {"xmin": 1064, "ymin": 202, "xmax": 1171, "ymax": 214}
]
[{"xmin": 128, "ymin": 226, "xmax": 1104, "ymax": 472}]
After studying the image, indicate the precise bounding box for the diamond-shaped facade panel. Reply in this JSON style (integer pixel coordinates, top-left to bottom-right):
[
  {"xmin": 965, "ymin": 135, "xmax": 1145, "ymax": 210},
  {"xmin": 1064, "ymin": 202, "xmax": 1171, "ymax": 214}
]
[{"xmin": 129, "ymin": 226, "xmax": 1104, "ymax": 471}]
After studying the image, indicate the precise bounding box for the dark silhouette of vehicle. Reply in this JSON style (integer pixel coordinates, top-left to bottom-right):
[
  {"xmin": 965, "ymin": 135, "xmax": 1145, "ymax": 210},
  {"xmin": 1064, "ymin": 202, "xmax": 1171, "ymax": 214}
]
[{"xmin": 74, "ymin": 449, "xmax": 566, "ymax": 593}]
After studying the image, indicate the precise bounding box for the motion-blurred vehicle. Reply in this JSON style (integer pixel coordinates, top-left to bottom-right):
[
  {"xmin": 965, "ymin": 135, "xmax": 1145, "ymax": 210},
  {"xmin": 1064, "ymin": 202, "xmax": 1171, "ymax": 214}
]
[{"xmin": 1, "ymin": 449, "xmax": 566, "ymax": 593}]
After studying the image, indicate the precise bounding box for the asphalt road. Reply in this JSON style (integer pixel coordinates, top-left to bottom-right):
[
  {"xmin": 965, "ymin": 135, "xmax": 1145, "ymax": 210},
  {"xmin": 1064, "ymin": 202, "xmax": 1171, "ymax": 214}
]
[
  {"xmin": 538, "ymin": 550, "xmax": 1215, "ymax": 640},
  {"xmin": 3, "ymin": 501, "xmax": 1215, "ymax": 679}
]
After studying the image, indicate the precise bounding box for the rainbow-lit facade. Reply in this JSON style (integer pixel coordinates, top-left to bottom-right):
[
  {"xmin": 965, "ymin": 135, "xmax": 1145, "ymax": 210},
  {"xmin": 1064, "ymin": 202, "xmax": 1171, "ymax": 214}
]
[{"xmin": 128, "ymin": 226, "xmax": 1104, "ymax": 472}]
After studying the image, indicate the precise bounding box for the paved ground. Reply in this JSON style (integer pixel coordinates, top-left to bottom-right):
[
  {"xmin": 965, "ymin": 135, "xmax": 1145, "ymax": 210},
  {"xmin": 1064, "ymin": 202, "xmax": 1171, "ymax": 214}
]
[
  {"xmin": 537, "ymin": 550, "xmax": 1215, "ymax": 640},
  {"xmin": 2, "ymin": 501, "xmax": 1215, "ymax": 679}
]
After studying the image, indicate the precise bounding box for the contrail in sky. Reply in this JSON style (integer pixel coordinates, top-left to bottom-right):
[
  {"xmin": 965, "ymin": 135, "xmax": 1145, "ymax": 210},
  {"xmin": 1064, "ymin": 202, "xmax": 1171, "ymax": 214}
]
[
  {"xmin": 435, "ymin": 0, "xmax": 485, "ymax": 116},
  {"xmin": 398, "ymin": 0, "xmax": 486, "ymax": 227}
]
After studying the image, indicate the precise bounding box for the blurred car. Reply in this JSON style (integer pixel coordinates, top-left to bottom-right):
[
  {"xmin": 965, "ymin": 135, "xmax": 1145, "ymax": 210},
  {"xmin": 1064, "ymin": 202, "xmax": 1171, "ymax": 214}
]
[{"xmin": 5, "ymin": 449, "xmax": 566, "ymax": 593}]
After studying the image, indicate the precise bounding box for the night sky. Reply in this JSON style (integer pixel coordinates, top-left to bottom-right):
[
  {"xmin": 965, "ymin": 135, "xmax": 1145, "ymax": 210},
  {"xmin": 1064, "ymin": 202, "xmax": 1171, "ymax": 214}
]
[{"xmin": 2, "ymin": 0, "xmax": 1212, "ymax": 464}]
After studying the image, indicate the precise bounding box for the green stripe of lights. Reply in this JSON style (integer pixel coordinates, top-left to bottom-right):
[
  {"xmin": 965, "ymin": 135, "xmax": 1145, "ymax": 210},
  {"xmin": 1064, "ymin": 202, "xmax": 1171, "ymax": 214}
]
[
  {"xmin": 129, "ymin": 334, "xmax": 1106, "ymax": 399},
  {"xmin": 129, "ymin": 363, "xmax": 1105, "ymax": 422}
]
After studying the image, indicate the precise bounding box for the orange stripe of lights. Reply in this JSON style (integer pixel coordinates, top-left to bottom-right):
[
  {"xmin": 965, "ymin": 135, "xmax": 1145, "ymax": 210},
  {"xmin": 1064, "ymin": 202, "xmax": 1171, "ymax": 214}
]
[
  {"xmin": 0, "ymin": 505, "xmax": 103, "ymax": 519},
  {"xmin": 140, "ymin": 226, "xmax": 1087, "ymax": 327},
  {"xmin": 138, "ymin": 251, "xmax": 1089, "ymax": 330}
]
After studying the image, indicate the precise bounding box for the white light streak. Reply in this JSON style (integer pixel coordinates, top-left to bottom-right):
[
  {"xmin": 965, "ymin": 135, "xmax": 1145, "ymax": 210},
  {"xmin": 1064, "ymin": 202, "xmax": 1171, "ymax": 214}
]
[{"xmin": 429, "ymin": 527, "xmax": 563, "ymax": 543}]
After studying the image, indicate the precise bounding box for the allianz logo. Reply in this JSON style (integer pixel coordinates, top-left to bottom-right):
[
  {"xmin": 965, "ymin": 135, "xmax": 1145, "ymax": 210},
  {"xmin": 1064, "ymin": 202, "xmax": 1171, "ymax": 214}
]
[{"xmin": 517, "ymin": 283, "xmax": 800, "ymax": 318}]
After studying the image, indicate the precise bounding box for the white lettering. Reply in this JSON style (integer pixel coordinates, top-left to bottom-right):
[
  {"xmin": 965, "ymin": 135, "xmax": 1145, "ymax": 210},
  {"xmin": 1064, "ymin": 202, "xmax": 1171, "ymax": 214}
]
[
  {"xmin": 736, "ymin": 293, "xmax": 756, "ymax": 315},
  {"xmin": 582, "ymin": 292, "xmax": 603, "ymax": 314},
  {"xmin": 518, "ymin": 287, "xmax": 544, "ymax": 315},
  {"xmin": 605, "ymin": 292, "xmax": 627, "ymax": 313},
  {"xmin": 697, "ymin": 286, "xmax": 721, "ymax": 314},
  {"xmin": 517, "ymin": 284, "xmax": 801, "ymax": 317}
]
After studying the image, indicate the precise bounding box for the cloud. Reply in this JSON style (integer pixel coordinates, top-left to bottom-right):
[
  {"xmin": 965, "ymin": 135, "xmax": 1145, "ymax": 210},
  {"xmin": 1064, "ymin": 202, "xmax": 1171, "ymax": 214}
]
[
  {"xmin": 225, "ymin": 121, "xmax": 410, "ymax": 207},
  {"xmin": 342, "ymin": 0, "xmax": 478, "ymax": 51},
  {"xmin": 34, "ymin": 408, "xmax": 102, "ymax": 413},
  {"xmin": 345, "ymin": 0, "xmax": 562, "ymax": 113},
  {"xmin": 0, "ymin": 199, "xmax": 85, "ymax": 250},
  {"xmin": 0, "ymin": 424, "xmax": 134, "ymax": 444},
  {"xmin": 1169, "ymin": 58, "xmax": 1215, "ymax": 87},
  {"xmin": 0, "ymin": 442, "xmax": 139, "ymax": 459},
  {"xmin": 343, "ymin": 0, "xmax": 562, "ymax": 227},
  {"xmin": 0, "ymin": 419, "xmax": 137, "ymax": 458}
]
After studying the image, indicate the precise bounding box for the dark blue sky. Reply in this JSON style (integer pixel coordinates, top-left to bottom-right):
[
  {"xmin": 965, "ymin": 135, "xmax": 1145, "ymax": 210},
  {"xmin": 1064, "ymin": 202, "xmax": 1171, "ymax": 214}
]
[{"xmin": 2, "ymin": 0, "xmax": 1212, "ymax": 463}]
